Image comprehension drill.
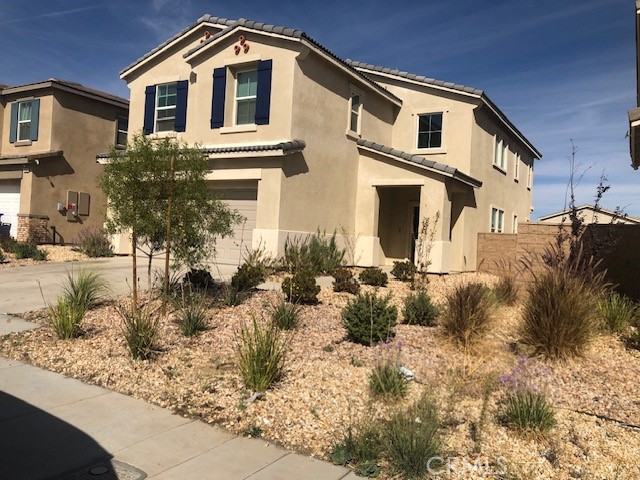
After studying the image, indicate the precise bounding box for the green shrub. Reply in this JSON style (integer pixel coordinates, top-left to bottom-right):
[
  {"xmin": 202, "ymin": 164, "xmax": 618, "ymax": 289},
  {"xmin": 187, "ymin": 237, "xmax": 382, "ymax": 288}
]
[
  {"xmin": 183, "ymin": 268, "xmax": 214, "ymax": 290},
  {"xmin": 385, "ymin": 394, "xmax": 442, "ymax": 479},
  {"xmin": 281, "ymin": 271, "xmax": 320, "ymax": 305},
  {"xmin": 441, "ymin": 282, "xmax": 494, "ymax": 347},
  {"xmin": 402, "ymin": 290, "xmax": 439, "ymax": 326},
  {"xmin": 153, "ymin": 268, "xmax": 183, "ymax": 300},
  {"xmin": 504, "ymin": 390, "xmax": 556, "ymax": 434},
  {"xmin": 332, "ymin": 267, "xmax": 360, "ymax": 295},
  {"xmin": 391, "ymin": 260, "xmax": 416, "ymax": 282},
  {"xmin": 117, "ymin": 302, "xmax": 160, "ymax": 360},
  {"xmin": 174, "ymin": 292, "xmax": 209, "ymax": 336},
  {"xmin": 330, "ymin": 420, "xmax": 383, "ymax": 476},
  {"xmin": 283, "ymin": 230, "xmax": 345, "ymax": 275},
  {"xmin": 235, "ymin": 317, "xmax": 287, "ymax": 392},
  {"xmin": 0, "ymin": 236, "xmax": 16, "ymax": 253},
  {"xmin": 62, "ymin": 269, "xmax": 109, "ymax": 312},
  {"xmin": 231, "ymin": 263, "xmax": 265, "ymax": 292},
  {"xmin": 222, "ymin": 284, "xmax": 250, "ymax": 306},
  {"xmin": 74, "ymin": 228, "xmax": 114, "ymax": 258},
  {"xmin": 269, "ymin": 297, "xmax": 302, "ymax": 330},
  {"xmin": 14, "ymin": 242, "xmax": 47, "ymax": 260},
  {"xmin": 597, "ymin": 292, "xmax": 638, "ymax": 333},
  {"xmin": 342, "ymin": 292, "xmax": 397, "ymax": 346},
  {"xmin": 493, "ymin": 275, "xmax": 519, "ymax": 305},
  {"xmin": 369, "ymin": 358, "xmax": 408, "ymax": 400},
  {"xmin": 626, "ymin": 327, "xmax": 640, "ymax": 349},
  {"xmin": 520, "ymin": 268, "xmax": 600, "ymax": 359},
  {"xmin": 359, "ymin": 267, "xmax": 388, "ymax": 287},
  {"xmin": 49, "ymin": 296, "xmax": 85, "ymax": 339}
]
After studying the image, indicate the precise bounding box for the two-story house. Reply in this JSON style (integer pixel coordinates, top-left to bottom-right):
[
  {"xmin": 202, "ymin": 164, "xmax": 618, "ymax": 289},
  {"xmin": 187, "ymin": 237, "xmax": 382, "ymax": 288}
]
[
  {"xmin": 114, "ymin": 14, "xmax": 540, "ymax": 272},
  {"xmin": 0, "ymin": 79, "xmax": 128, "ymax": 243}
]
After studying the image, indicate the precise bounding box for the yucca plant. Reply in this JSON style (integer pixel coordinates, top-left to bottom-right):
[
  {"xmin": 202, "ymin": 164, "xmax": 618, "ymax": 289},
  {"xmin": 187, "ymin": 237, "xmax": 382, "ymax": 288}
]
[
  {"xmin": 62, "ymin": 269, "xmax": 110, "ymax": 312},
  {"xmin": 49, "ymin": 296, "xmax": 85, "ymax": 339},
  {"xmin": 117, "ymin": 301, "xmax": 160, "ymax": 360},
  {"xmin": 269, "ymin": 297, "xmax": 302, "ymax": 330},
  {"xmin": 597, "ymin": 292, "xmax": 638, "ymax": 334},
  {"xmin": 369, "ymin": 358, "xmax": 408, "ymax": 400},
  {"xmin": 174, "ymin": 292, "xmax": 209, "ymax": 336},
  {"xmin": 440, "ymin": 283, "xmax": 494, "ymax": 348},
  {"xmin": 235, "ymin": 317, "xmax": 287, "ymax": 392}
]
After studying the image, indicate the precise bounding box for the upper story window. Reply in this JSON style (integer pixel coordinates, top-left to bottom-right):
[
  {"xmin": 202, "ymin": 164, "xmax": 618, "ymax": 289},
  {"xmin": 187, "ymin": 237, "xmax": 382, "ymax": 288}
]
[
  {"xmin": 417, "ymin": 113, "xmax": 442, "ymax": 149},
  {"xmin": 514, "ymin": 153, "xmax": 520, "ymax": 181},
  {"xmin": 17, "ymin": 101, "xmax": 33, "ymax": 141},
  {"xmin": 491, "ymin": 207, "xmax": 505, "ymax": 233},
  {"xmin": 349, "ymin": 93, "xmax": 362, "ymax": 134},
  {"xmin": 116, "ymin": 116, "xmax": 128, "ymax": 147},
  {"xmin": 235, "ymin": 70, "xmax": 258, "ymax": 125},
  {"xmin": 9, "ymin": 99, "xmax": 40, "ymax": 144},
  {"xmin": 493, "ymin": 133, "xmax": 507, "ymax": 171},
  {"xmin": 155, "ymin": 82, "xmax": 177, "ymax": 132}
]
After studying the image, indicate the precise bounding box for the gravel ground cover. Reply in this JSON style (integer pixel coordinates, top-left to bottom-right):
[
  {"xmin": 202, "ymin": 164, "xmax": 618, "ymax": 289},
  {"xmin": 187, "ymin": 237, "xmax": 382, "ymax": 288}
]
[
  {"xmin": 1, "ymin": 272, "xmax": 638, "ymax": 479},
  {"xmin": 0, "ymin": 245, "xmax": 88, "ymax": 268}
]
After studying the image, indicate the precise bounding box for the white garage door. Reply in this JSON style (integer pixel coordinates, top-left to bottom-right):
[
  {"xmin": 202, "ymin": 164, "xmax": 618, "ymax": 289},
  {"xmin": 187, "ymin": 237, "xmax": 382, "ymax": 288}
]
[
  {"xmin": 0, "ymin": 180, "xmax": 20, "ymax": 239},
  {"xmin": 214, "ymin": 188, "xmax": 258, "ymax": 265}
]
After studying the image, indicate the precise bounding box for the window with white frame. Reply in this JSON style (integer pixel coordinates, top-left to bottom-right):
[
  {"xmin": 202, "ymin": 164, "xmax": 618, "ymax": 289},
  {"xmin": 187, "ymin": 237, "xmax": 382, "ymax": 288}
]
[
  {"xmin": 514, "ymin": 153, "xmax": 520, "ymax": 181},
  {"xmin": 155, "ymin": 83, "xmax": 177, "ymax": 132},
  {"xmin": 491, "ymin": 207, "xmax": 505, "ymax": 233},
  {"xmin": 235, "ymin": 69, "xmax": 258, "ymax": 125},
  {"xmin": 417, "ymin": 113, "xmax": 443, "ymax": 149},
  {"xmin": 116, "ymin": 116, "xmax": 128, "ymax": 147},
  {"xmin": 512, "ymin": 214, "xmax": 518, "ymax": 233},
  {"xmin": 349, "ymin": 93, "xmax": 362, "ymax": 134},
  {"xmin": 17, "ymin": 101, "xmax": 33, "ymax": 141},
  {"xmin": 527, "ymin": 162, "xmax": 533, "ymax": 189},
  {"xmin": 493, "ymin": 133, "xmax": 507, "ymax": 171}
]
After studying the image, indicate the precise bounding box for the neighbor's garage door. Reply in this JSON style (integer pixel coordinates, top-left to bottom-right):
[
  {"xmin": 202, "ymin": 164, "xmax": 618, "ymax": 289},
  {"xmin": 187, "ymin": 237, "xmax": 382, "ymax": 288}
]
[
  {"xmin": 213, "ymin": 187, "xmax": 258, "ymax": 265},
  {"xmin": 0, "ymin": 180, "xmax": 20, "ymax": 239}
]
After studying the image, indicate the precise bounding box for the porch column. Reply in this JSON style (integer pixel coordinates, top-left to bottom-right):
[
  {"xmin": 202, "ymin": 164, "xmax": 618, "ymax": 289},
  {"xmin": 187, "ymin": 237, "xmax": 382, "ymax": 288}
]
[
  {"xmin": 353, "ymin": 185, "xmax": 380, "ymax": 267},
  {"xmin": 419, "ymin": 181, "xmax": 452, "ymax": 273}
]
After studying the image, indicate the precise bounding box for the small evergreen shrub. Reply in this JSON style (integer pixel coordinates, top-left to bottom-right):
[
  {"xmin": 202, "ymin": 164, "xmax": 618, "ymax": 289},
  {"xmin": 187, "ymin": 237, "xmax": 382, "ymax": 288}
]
[
  {"xmin": 359, "ymin": 267, "xmax": 388, "ymax": 287},
  {"xmin": 402, "ymin": 290, "xmax": 439, "ymax": 326},
  {"xmin": 74, "ymin": 228, "xmax": 114, "ymax": 258},
  {"xmin": 281, "ymin": 271, "xmax": 320, "ymax": 305},
  {"xmin": 597, "ymin": 292, "xmax": 638, "ymax": 333},
  {"xmin": 283, "ymin": 230, "xmax": 345, "ymax": 275},
  {"xmin": 369, "ymin": 358, "xmax": 408, "ymax": 400},
  {"xmin": 174, "ymin": 293, "xmax": 209, "ymax": 336},
  {"xmin": 235, "ymin": 317, "xmax": 287, "ymax": 392},
  {"xmin": 342, "ymin": 292, "xmax": 397, "ymax": 346},
  {"xmin": 332, "ymin": 267, "xmax": 360, "ymax": 295},
  {"xmin": 269, "ymin": 297, "xmax": 302, "ymax": 330},
  {"xmin": 231, "ymin": 264, "xmax": 265, "ymax": 292},
  {"xmin": 441, "ymin": 282, "xmax": 494, "ymax": 347},
  {"xmin": 503, "ymin": 390, "xmax": 556, "ymax": 435},
  {"xmin": 117, "ymin": 302, "xmax": 160, "ymax": 360},
  {"xmin": 183, "ymin": 268, "xmax": 214, "ymax": 290},
  {"xmin": 49, "ymin": 296, "xmax": 85, "ymax": 339},
  {"xmin": 493, "ymin": 275, "xmax": 519, "ymax": 305},
  {"xmin": 14, "ymin": 242, "xmax": 47, "ymax": 260},
  {"xmin": 391, "ymin": 260, "xmax": 416, "ymax": 282}
]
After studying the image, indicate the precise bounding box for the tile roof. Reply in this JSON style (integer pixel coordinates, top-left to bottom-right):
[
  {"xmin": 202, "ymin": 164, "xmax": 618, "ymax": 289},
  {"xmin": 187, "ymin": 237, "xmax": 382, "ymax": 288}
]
[
  {"xmin": 357, "ymin": 139, "xmax": 482, "ymax": 188},
  {"xmin": 1, "ymin": 79, "xmax": 128, "ymax": 106}
]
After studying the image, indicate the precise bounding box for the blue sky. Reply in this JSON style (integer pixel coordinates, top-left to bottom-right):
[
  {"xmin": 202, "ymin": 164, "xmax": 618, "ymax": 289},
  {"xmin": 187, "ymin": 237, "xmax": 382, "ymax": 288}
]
[{"xmin": 1, "ymin": 0, "xmax": 637, "ymax": 217}]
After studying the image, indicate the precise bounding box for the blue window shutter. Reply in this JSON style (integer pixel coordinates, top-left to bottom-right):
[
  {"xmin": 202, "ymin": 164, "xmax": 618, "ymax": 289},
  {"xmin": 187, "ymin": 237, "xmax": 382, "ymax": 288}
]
[
  {"xmin": 9, "ymin": 103, "xmax": 18, "ymax": 143},
  {"xmin": 143, "ymin": 85, "xmax": 156, "ymax": 134},
  {"xmin": 211, "ymin": 67, "xmax": 227, "ymax": 129},
  {"xmin": 29, "ymin": 99, "xmax": 40, "ymax": 141},
  {"xmin": 255, "ymin": 60, "xmax": 272, "ymax": 125},
  {"xmin": 174, "ymin": 80, "xmax": 188, "ymax": 132}
]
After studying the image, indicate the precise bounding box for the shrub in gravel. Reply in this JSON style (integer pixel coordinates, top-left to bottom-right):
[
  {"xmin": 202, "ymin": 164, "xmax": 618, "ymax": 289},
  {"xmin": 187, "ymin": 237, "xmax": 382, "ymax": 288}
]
[
  {"xmin": 440, "ymin": 282, "xmax": 494, "ymax": 348},
  {"xmin": 235, "ymin": 316, "xmax": 287, "ymax": 392},
  {"xmin": 503, "ymin": 390, "xmax": 556, "ymax": 435},
  {"xmin": 174, "ymin": 292, "xmax": 209, "ymax": 336},
  {"xmin": 385, "ymin": 394, "xmax": 442, "ymax": 479},
  {"xmin": 358, "ymin": 267, "xmax": 388, "ymax": 287},
  {"xmin": 222, "ymin": 284, "xmax": 251, "ymax": 307},
  {"xmin": 369, "ymin": 358, "xmax": 408, "ymax": 400},
  {"xmin": 402, "ymin": 290, "xmax": 439, "ymax": 326},
  {"xmin": 269, "ymin": 297, "xmax": 302, "ymax": 330},
  {"xmin": 74, "ymin": 228, "xmax": 114, "ymax": 258},
  {"xmin": 390, "ymin": 260, "xmax": 416, "ymax": 282},
  {"xmin": 330, "ymin": 419, "xmax": 383, "ymax": 477},
  {"xmin": 62, "ymin": 269, "xmax": 109, "ymax": 312},
  {"xmin": 183, "ymin": 268, "xmax": 215, "ymax": 290},
  {"xmin": 342, "ymin": 292, "xmax": 397, "ymax": 346},
  {"xmin": 281, "ymin": 270, "xmax": 320, "ymax": 305},
  {"xmin": 14, "ymin": 242, "xmax": 47, "ymax": 260},
  {"xmin": 493, "ymin": 275, "xmax": 519, "ymax": 305},
  {"xmin": 332, "ymin": 267, "xmax": 360, "ymax": 295},
  {"xmin": 283, "ymin": 230, "xmax": 345, "ymax": 275},
  {"xmin": 597, "ymin": 292, "xmax": 637, "ymax": 334},
  {"xmin": 231, "ymin": 263, "xmax": 265, "ymax": 292},
  {"xmin": 49, "ymin": 296, "xmax": 85, "ymax": 339},
  {"xmin": 117, "ymin": 302, "xmax": 160, "ymax": 360},
  {"xmin": 0, "ymin": 236, "xmax": 16, "ymax": 253}
]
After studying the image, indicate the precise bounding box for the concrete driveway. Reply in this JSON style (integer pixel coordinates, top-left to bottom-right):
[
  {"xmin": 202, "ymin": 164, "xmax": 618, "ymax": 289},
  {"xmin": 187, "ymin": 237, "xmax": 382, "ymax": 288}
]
[{"xmin": 0, "ymin": 255, "xmax": 237, "ymax": 314}]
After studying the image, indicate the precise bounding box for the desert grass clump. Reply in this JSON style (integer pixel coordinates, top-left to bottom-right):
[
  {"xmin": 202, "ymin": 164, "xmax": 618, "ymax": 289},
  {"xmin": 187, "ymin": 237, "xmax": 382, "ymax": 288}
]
[
  {"xmin": 174, "ymin": 292, "xmax": 209, "ymax": 336},
  {"xmin": 597, "ymin": 292, "xmax": 638, "ymax": 334},
  {"xmin": 62, "ymin": 269, "xmax": 109, "ymax": 312},
  {"xmin": 402, "ymin": 289, "xmax": 439, "ymax": 326},
  {"xmin": 504, "ymin": 390, "xmax": 556, "ymax": 435},
  {"xmin": 235, "ymin": 317, "xmax": 287, "ymax": 392},
  {"xmin": 385, "ymin": 394, "xmax": 442, "ymax": 479},
  {"xmin": 342, "ymin": 292, "xmax": 397, "ymax": 346},
  {"xmin": 369, "ymin": 358, "xmax": 408, "ymax": 400},
  {"xmin": 49, "ymin": 296, "xmax": 85, "ymax": 339},
  {"xmin": 269, "ymin": 296, "xmax": 302, "ymax": 330},
  {"xmin": 117, "ymin": 302, "xmax": 160, "ymax": 360},
  {"xmin": 440, "ymin": 282, "xmax": 494, "ymax": 347},
  {"xmin": 493, "ymin": 275, "xmax": 519, "ymax": 305}
]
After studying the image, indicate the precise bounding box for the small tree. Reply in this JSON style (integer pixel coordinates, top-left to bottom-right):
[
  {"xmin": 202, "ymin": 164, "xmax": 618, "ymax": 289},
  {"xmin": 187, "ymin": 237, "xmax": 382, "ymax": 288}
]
[{"xmin": 413, "ymin": 211, "xmax": 440, "ymax": 287}]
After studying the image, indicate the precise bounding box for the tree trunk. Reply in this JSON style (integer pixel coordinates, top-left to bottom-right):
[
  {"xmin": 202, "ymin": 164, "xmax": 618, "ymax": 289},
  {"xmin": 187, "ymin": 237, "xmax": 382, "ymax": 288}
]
[
  {"xmin": 162, "ymin": 155, "xmax": 176, "ymax": 314},
  {"xmin": 131, "ymin": 232, "xmax": 138, "ymax": 316},
  {"xmin": 147, "ymin": 252, "xmax": 153, "ymax": 298}
]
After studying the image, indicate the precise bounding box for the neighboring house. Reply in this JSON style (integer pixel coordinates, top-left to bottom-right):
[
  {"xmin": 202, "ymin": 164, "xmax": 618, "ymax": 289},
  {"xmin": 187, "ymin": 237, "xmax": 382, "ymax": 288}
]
[
  {"xmin": 0, "ymin": 79, "xmax": 128, "ymax": 243},
  {"xmin": 112, "ymin": 14, "xmax": 540, "ymax": 272},
  {"xmin": 538, "ymin": 205, "xmax": 639, "ymax": 225},
  {"xmin": 629, "ymin": 0, "xmax": 640, "ymax": 169}
]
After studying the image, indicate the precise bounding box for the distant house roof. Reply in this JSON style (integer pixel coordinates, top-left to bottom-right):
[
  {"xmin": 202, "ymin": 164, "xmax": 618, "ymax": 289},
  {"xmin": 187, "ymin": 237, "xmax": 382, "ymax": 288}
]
[
  {"xmin": 357, "ymin": 138, "xmax": 482, "ymax": 188},
  {"xmin": 538, "ymin": 204, "xmax": 640, "ymax": 224},
  {"xmin": 346, "ymin": 60, "xmax": 541, "ymax": 159},
  {"xmin": 1, "ymin": 79, "xmax": 128, "ymax": 108}
]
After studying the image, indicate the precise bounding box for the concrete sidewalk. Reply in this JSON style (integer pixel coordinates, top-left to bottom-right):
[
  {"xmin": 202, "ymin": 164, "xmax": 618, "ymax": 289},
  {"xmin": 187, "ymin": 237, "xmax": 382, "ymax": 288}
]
[{"xmin": 0, "ymin": 356, "xmax": 355, "ymax": 480}]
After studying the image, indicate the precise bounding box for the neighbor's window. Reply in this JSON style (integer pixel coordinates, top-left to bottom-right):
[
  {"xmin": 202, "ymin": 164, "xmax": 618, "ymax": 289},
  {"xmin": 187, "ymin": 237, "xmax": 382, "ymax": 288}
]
[
  {"xmin": 491, "ymin": 207, "xmax": 505, "ymax": 233},
  {"xmin": 527, "ymin": 163, "xmax": 533, "ymax": 189},
  {"xmin": 236, "ymin": 69, "xmax": 258, "ymax": 125},
  {"xmin": 514, "ymin": 153, "xmax": 520, "ymax": 181},
  {"xmin": 349, "ymin": 93, "xmax": 362, "ymax": 134},
  {"xmin": 493, "ymin": 133, "xmax": 507, "ymax": 171},
  {"xmin": 17, "ymin": 101, "xmax": 33, "ymax": 141},
  {"xmin": 155, "ymin": 82, "xmax": 177, "ymax": 132},
  {"xmin": 512, "ymin": 214, "xmax": 518, "ymax": 233},
  {"xmin": 417, "ymin": 113, "xmax": 442, "ymax": 149},
  {"xmin": 116, "ymin": 116, "xmax": 128, "ymax": 147}
]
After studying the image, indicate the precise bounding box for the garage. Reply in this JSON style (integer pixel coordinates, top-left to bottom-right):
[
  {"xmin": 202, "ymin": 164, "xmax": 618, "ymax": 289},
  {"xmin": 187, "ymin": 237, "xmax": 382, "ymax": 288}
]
[
  {"xmin": 212, "ymin": 185, "xmax": 258, "ymax": 265},
  {"xmin": 0, "ymin": 180, "xmax": 20, "ymax": 239}
]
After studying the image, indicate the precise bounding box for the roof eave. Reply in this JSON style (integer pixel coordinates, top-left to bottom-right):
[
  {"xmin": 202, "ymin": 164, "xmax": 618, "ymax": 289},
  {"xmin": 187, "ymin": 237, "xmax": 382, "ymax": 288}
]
[{"xmin": 1, "ymin": 82, "xmax": 128, "ymax": 108}]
